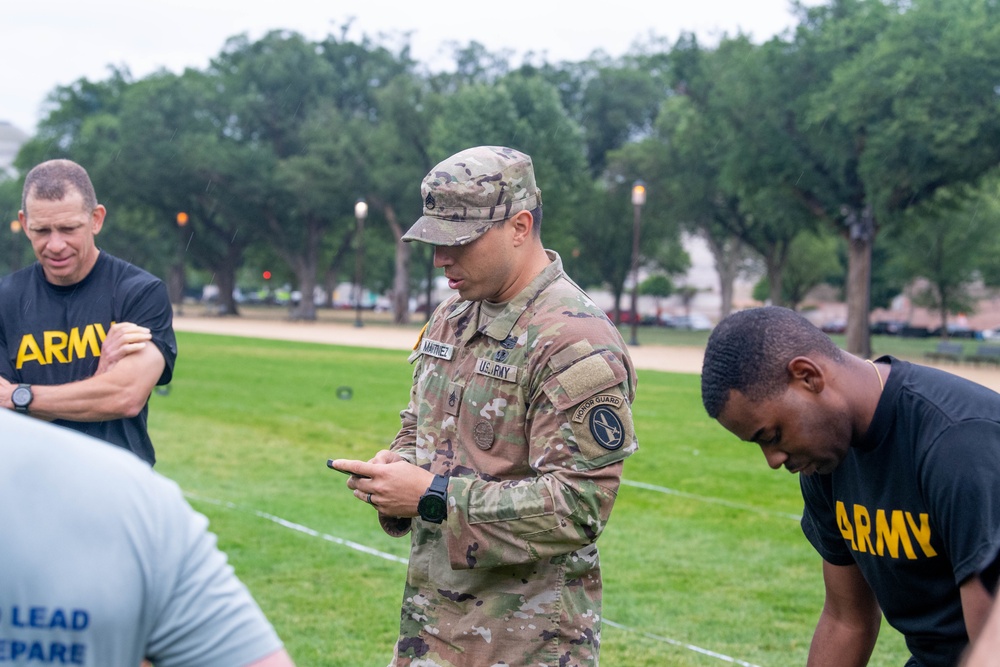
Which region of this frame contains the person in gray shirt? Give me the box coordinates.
[0,410,295,667]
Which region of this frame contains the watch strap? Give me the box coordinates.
[427,473,448,496]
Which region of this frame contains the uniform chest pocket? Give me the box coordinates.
[460,363,527,450]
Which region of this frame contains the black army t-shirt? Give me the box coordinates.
[0,252,177,464]
[801,357,1000,667]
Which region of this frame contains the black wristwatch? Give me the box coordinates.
[11,384,32,414]
[417,474,449,524]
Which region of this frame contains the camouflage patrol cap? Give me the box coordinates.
[402,145,542,246]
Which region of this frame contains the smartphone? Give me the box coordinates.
[327,459,371,478]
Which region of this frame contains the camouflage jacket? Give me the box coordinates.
[382,252,638,667]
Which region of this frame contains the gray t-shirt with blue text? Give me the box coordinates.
[0,411,283,666]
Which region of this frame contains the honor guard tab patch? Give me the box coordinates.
[475,358,519,383]
[572,394,625,423]
[420,338,455,360]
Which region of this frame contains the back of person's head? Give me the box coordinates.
[22,159,98,215]
[701,306,843,418]
[401,145,543,246]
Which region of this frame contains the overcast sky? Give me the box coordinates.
[4,0,817,135]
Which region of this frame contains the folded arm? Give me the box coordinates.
[1,322,165,421]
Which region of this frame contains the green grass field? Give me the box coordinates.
[149,331,911,666]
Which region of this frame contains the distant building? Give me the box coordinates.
[0,121,29,180]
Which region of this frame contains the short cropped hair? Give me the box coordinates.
[21,159,98,215]
[701,306,844,418]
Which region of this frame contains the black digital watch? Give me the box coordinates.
[417,474,449,524]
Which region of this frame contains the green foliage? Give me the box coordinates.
[0,179,31,275]
[640,273,673,298]
[886,178,1000,324]
[752,229,843,309]
[426,71,589,260]
[149,332,913,666]
[8,1,1000,333]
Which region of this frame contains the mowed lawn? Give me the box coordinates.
[149,331,909,667]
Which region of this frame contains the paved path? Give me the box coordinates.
[172,314,1000,391]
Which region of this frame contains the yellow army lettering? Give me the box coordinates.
[16,323,110,370]
[835,501,938,559]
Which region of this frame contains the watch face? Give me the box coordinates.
[418,495,447,522]
[12,386,31,408]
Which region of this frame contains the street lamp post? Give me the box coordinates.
[9,220,22,275]
[629,180,646,346]
[174,212,189,316]
[353,199,368,328]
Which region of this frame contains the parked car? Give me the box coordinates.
[661,313,713,331]
[605,310,657,325]
[982,328,1000,340]
[899,325,932,338]
[820,319,847,334]
[870,320,908,335]
[928,324,980,339]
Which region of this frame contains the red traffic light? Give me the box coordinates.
[262,271,272,280]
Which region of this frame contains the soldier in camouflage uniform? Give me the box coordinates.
[331,145,638,667]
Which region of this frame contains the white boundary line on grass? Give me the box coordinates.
[186,493,409,564]
[620,479,803,521]
[603,620,760,667]
[185,492,762,667]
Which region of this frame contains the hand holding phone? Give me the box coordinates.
[327,459,371,479]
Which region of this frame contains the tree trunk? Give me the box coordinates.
[290,217,321,321]
[322,268,336,309]
[167,262,185,311]
[215,266,240,316]
[938,285,949,340]
[703,232,741,319]
[384,204,411,325]
[321,227,360,309]
[765,252,785,308]
[168,224,190,313]
[844,206,874,358]
[293,270,318,321]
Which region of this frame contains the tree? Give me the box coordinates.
[652,39,813,310]
[775,0,1000,355]
[640,274,673,321]
[366,73,437,324]
[887,181,1000,335]
[427,71,589,262]
[0,178,29,276]
[752,229,843,310]
[194,30,412,319]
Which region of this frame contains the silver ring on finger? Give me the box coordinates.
[366,492,373,505]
